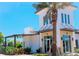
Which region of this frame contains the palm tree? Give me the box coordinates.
[33,2,73,56]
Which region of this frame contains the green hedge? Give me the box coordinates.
[0,46,5,54]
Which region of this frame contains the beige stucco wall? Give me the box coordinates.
[23,34,40,53]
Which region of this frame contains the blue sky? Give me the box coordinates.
[0,2,39,36]
[0,2,79,36]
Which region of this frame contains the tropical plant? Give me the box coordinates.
[0,32,4,45]
[33,2,73,56]
[14,48,24,54]
[24,47,31,54]
[5,46,15,55]
[0,32,4,54]
[36,47,42,53]
[0,45,5,54]
[8,41,13,47]
[16,42,22,48]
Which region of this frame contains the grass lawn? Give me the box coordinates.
[32,53,48,56]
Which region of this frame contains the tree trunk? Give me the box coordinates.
[52,9,57,56]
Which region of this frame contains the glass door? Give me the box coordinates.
[44,36,52,53]
[62,35,71,53]
[63,40,70,53]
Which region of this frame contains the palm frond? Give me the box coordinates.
[33,2,73,24]
[33,2,49,13]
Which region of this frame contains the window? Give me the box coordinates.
[45,19,48,25]
[76,40,78,48]
[65,14,67,24]
[43,16,48,25]
[49,18,52,24]
[61,13,64,23]
[44,19,45,25]
[61,13,70,24]
[68,15,70,24]
[44,19,48,25]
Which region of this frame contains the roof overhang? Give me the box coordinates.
[60,28,74,32]
[36,7,49,15]
[36,4,77,15]
[65,5,77,11]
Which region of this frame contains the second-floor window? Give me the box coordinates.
[61,13,70,25]
[44,19,48,25]
[61,13,64,23]
[68,15,70,24]
[43,16,52,25]
[65,14,67,24]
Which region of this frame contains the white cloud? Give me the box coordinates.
[24,27,35,34]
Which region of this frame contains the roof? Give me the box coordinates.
[5,32,39,38]
[60,28,74,32]
[36,5,77,15]
[5,28,79,38]
[36,8,48,15]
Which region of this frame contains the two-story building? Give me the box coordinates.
[6,5,79,55]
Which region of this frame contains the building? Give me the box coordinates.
[5,5,79,55]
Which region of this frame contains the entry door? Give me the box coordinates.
[62,35,71,53]
[44,39,51,53]
[63,40,71,53]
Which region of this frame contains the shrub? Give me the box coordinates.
[36,48,42,53]
[75,48,79,53]
[8,41,13,47]
[14,48,24,54]
[24,47,31,54]
[0,45,5,54]
[16,42,22,48]
[5,47,15,55]
[16,44,22,48]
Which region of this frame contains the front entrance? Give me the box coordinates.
[44,36,52,53]
[62,35,71,53]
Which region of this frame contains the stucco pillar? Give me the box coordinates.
[71,37,74,53]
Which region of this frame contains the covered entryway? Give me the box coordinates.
[62,35,71,53]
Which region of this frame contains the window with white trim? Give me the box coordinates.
[68,15,70,24]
